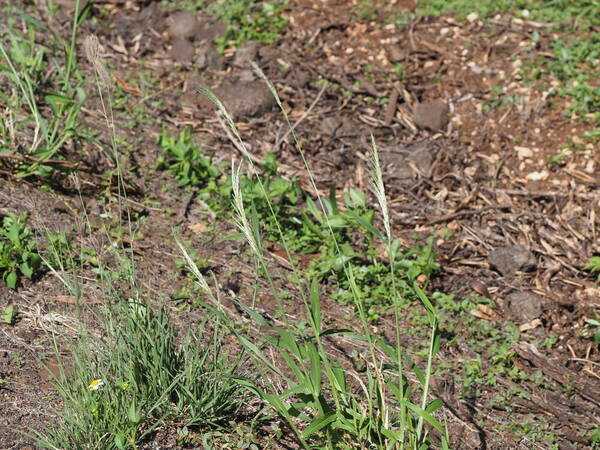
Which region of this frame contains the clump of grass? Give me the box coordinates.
[0,1,93,179]
[35,298,248,449]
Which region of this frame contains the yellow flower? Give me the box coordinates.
[88,379,104,391]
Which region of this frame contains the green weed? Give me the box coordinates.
[219,153,309,251]
[483,86,524,111]
[320,238,439,322]
[2,305,17,325]
[353,0,379,20]
[209,0,289,52]
[157,127,221,190]
[181,81,449,449]
[0,212,42,289]
[161,141,438,322]
[592,427,600,447]
[584,256,600,281]
[584,318,600,344]
[549,32,600,118]
[44,230,80,271]
[547,152,569,165]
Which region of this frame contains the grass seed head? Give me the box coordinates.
[83,34,110,89]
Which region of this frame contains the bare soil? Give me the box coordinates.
[0,0,598,448]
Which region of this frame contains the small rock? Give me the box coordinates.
[515,146,533,159]
[197,45,224,70]
[168,11,200,40]
[466,12,479,22]
[414,99,450,132]
[195,21,228,42]
[505,291,543,323]
[214,81,276,118]
[379,141,434,184]
[320,117,342,136]
[170,38,195,64]
[238,69,256,82]
[233,42,259,68]
[488,245,536,276]
[387,45,405,62]
[288,69,310,88]
[406,144,433,175]
[526,170,549,181]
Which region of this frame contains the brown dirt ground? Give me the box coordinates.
[0,0,599,448]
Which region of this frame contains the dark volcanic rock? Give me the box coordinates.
[195,21,228,42]
[488,245,536,276]
[213,81,276,118]
[168,11,200,40]
[414,99,450,131]
[379,141,435,184]
[287,69,311,88]
[197,45,224,70]
[170,38,194,64]
[233,42,259,68]
[505,291,543,323]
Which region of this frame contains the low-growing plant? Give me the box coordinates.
[584,318,600,344]
[328,239,439,321]
[547,152,569,165]
[592,426,600,447]
[584,256,600,282]
[2,305,17,325]
[44,230,79,271]
[0,212,42,289]
[209,0,289,52]
[549,32,600,117]
[157,126,220,190]
[219,153,308,250]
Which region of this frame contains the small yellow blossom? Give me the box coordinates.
[88,379,104,391]
[116,381,130,391]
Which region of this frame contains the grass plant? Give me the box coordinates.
[0,1,92,179]
[34,293,248,449]
[178,66,448,448]
[32,22,249,449]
